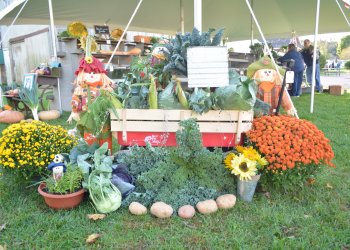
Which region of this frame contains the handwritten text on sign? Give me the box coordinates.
[94,25,110,34]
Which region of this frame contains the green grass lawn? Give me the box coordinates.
[0,94,349,249]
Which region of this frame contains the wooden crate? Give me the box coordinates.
[329,85,344,96]
[111,109,253,147]
[133,35,151,44]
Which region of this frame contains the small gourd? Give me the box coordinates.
[38,110,60,121]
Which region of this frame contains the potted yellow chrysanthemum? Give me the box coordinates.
[224,146,268,202]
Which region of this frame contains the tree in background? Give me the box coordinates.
[337,35,350,60]
[319,54,327,69]
[319,40,337,59]
[339,47,350,60]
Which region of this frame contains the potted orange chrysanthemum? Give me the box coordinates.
[246,115,335,191]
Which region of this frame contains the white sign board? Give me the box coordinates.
[285,71,295,84]
[187,46,229,88]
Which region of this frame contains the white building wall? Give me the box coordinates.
[1,25,50,83]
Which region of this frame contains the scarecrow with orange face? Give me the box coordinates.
[247,56,296,116]
[67,28,114,122]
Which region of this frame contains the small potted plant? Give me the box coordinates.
[224,146,268,202]
[38,154,85,209]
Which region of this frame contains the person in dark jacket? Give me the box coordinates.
[277,43,305,97]
[301,39,321,92]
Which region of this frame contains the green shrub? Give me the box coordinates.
[344,60,350,69]
[319,54,327,69]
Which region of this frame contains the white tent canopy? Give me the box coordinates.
[1,0,350,41]
[1,0,350,114]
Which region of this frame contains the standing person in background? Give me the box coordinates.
[301,39,322,92]
[277,43,305,97]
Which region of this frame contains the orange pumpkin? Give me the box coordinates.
[0,110,25,123]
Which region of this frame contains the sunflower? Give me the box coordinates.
[67,21,88,38]
[84,56,93,64]
[110,28,124,40]
[242,146,260,161]
[230,154,257,181]
[224,153,236,170]
[236,145,245,153]
[256,155,268,167]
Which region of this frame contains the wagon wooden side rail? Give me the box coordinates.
[111,109,254,147]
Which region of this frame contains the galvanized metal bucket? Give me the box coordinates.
[237,174,261,202]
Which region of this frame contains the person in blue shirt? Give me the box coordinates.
[277,43,305,97]
[301,39,322,92]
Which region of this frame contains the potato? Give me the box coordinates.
[196,200,218,214]
[129,202,147,216]
[216,194,236,209]
[178,205,196,219]
[150,202,173,218]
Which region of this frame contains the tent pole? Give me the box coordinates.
[245,0,298,118]
[106,0,143,68]
[335,0,350,28]
[48,0,62,113]
[250,0,254,45]
[194,0,202,32]
[310,0,321,113]
[180,0,185,34]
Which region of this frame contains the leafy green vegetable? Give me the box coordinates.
[77,142,122,213]
[19,79,40,120]
[69,140,100,165]
[253,99,271,117]
[158,81,183,109]
[212,70,257,111]
[163,27,225,76]
[211,28,225,46]
[189,88,212,114]
[118,143,168,177]
[77,90,122,137]
[122,119,235,210]
[116,74,150,109]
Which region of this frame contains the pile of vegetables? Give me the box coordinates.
[119,119,236,210]
[109,27,260,114]
[114,69,258,114]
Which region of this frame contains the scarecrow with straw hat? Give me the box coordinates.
[67,22,115,122]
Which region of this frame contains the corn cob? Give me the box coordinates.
[176,79,189,109]
[148,75,158,109]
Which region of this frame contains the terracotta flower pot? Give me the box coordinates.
[38,182,85,210]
